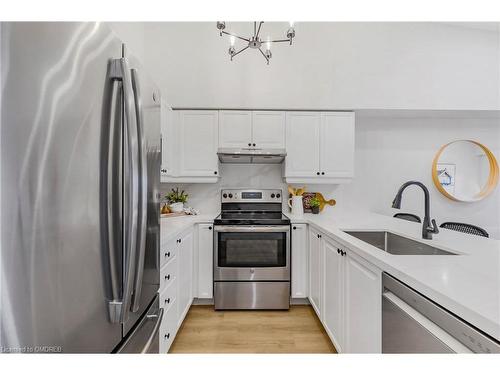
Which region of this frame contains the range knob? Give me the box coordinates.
[271,193,275,198]
[228,193,233,198]
[276,193,281,198]
[223,193,228,198]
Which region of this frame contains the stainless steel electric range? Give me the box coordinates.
[213,189,291,310]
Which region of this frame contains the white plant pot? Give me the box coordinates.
[169,202,184,213]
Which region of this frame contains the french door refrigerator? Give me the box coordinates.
[1,22,162,353]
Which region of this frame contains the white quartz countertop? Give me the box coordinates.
[160,210,500,341]
[288,211,500,341]
[160,214,217,244]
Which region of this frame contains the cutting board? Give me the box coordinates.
[302,192,336,212]
[316,192,336,211]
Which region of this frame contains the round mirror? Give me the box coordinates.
[432,140,499,202]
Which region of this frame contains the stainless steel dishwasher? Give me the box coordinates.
[382,273,500,353]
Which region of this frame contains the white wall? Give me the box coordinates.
[144,22,500,111]
[107,22,146,61]
[343,114,500,238]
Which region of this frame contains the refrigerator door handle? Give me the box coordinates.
[130,68,148,313]
[104,70,122,323]
[109,57,140,324]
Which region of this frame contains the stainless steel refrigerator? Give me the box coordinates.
[1,22,162,353]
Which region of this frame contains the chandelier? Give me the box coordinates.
[216,21,296,65]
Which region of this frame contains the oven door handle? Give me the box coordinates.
[214,225,290,233]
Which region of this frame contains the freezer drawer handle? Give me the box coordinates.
[141,308,164,353]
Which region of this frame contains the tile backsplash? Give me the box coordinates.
[160,164,343,216]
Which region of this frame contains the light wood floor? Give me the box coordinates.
[169,305,337,353]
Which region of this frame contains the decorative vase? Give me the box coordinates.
[287,195,304,217]
[312,206,320,214]
[169,202,184,213]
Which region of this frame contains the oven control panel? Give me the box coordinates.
[221,189,282,203]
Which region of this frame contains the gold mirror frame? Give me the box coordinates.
[432,140,499,202]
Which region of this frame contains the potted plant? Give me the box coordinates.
[310,197,321,214]
[166,188,188,213]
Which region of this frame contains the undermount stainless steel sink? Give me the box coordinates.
[343,231,458,255]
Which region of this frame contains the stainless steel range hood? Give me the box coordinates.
[217,148,287,164]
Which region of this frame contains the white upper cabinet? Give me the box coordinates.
[160,103,173,177]
[285,112,321,177]
[219,110,253,148]
[320,112,355,179]
[251,111,286,149]
[178,110,219,177]
[161,109,219,182]
[285,111,355,184]
[219,110,286,149]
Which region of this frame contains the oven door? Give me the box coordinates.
[214,225,290,281]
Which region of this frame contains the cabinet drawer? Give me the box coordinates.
[160,238,178,267]
[160,255,177,290]
[159,278,177,313]
[159,299,178,353]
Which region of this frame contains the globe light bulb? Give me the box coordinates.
[289,21,294,28]
[230,35,236,46]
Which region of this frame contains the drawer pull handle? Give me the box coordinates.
[164,251,171,258]
[165,274,171,281]
[164,298,170,304]
[165,333,170,339]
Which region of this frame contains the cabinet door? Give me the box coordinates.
[344,250,381,353]
[285,112,321,177]
[323,237,344,352]
[160,104,173,176]
[197,224,214,299]
[252,111,286,149]
[219,110,252,148]
[320,112,355,178]
[291,224,308,298]
[308,227,322,318]
[177,229,194,327]
[178,110,219,177]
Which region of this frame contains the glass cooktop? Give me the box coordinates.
[214,211,291,225]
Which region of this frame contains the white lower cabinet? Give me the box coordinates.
[308,226,323,318]
[344,250,382,353]
[291,224,308,299]
[323,236,344,351]
[158,227,194,353]
[307,225,382,353]
[177,229,194,326]
[159,298,178,353]
[196,223,214,299]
